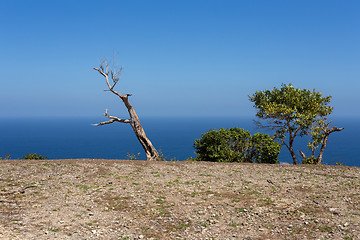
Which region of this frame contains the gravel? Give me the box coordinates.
[1,159,359,239]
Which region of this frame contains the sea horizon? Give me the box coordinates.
[0,116,359,167]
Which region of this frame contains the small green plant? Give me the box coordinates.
[155,196,166,205]
[199,221,208,227]
[176,222,191,229]
[23,153,47,160]
[75,184,91,191]
[119,237,130,240]
[228,221,240,227]
[48,228,59,232]
[156,149,176,161]
[237,208,247,213]
[1,153,12,160]
[318,225,332,232]
[126,152,141,160]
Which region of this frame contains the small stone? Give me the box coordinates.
[343,222,349,227]
[329,208,340,215]
[139,235,144,239]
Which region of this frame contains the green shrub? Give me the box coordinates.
[302,156,317,164]
[251,132,282,164]
[22,153,47,160]
[193,128,281,164]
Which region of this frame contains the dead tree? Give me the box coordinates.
[93,60,160,161]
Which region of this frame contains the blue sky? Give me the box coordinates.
[1,0,359,118]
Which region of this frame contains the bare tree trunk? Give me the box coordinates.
[122,96,159,161]
[93,61,159,161]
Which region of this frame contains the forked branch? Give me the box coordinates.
[93,109,131,126]
[93,60,124,99]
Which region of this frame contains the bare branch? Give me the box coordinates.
[92,109,131,126]
[93,67,112,90]
[299,150,307,159]
[327,127,344,134]
[93,63,125,99]
[92,119,116,126]
[93,117,131,126]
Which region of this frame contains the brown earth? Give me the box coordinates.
[0,159,359,240]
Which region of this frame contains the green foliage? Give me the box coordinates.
[193,127,281,163]
[302,156,317,164]
[251,132,282,164]
[249,83,333,164]
[22,153,47,160]
[249,83,332,125]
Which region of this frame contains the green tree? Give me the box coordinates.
[249,83,343,165]
[193,127,281,163]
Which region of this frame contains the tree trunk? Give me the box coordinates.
[288,136,297,165]
[316,135,328,165]
[122,96,159,161]
[316,126,344,165]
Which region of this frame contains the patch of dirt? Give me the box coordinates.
[0,159,359,239]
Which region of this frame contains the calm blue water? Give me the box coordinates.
[0,117,359,167]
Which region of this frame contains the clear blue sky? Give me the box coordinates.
[1,0,359,118]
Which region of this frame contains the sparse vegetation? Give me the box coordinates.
[0,159,358,239]
[126,152,141,160]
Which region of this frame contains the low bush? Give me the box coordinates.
[193,127,281,164]
[23,153,48,160]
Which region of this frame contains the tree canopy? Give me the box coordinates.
[249,83,338,164]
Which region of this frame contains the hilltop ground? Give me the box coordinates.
[0,159,359,240]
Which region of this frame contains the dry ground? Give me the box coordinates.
[0,159,359,240]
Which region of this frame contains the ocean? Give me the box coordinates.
[0,117,359,167]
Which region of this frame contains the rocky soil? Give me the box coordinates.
[0,159,359,240]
